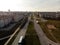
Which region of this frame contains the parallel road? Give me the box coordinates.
[34,15,60,45]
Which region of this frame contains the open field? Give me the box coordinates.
[39,20,60,43]
[25,21,41,45]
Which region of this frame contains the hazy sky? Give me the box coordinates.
[0,0,60,11]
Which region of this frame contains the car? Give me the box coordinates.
[18,36,24,45]
[36,20,39,23]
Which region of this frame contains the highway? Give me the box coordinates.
[12,16,30,45]
[34,15,60,45]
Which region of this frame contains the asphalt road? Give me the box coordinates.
[11,16,31,45]
[34,15,60,45]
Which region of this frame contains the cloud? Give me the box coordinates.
[0,0,59,11]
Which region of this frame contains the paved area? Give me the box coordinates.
[34,15,60,45]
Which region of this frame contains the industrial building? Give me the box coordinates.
[0,12,25,28]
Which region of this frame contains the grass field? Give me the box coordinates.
[25,21,41,45]
[39,20,60,43]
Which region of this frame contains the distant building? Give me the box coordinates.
[40,12,60,20]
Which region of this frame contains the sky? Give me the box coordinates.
[0,0,60,11]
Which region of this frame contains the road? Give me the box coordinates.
[34,15,60,45]
[12,16,30,45]
[39,14,48,22]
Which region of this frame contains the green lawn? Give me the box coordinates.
[25,21,41,45]
[39,20,60,43]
